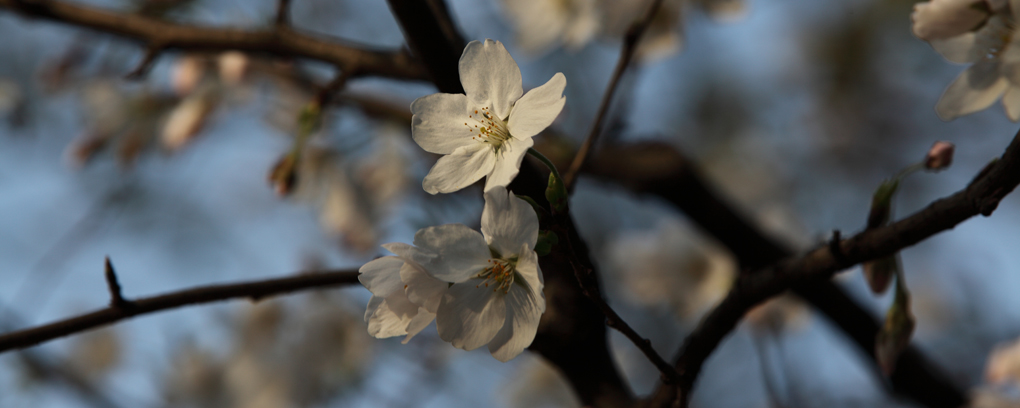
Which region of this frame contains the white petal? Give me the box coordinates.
[1003,86,1020,121]
[422,144,495,194]
[507,73,566,140]
[930,34,979,64]
[413,224,492,282]
[400,261,448,313]
[460,40,523,120]
[911,0,987,41]
[411,93,476,154]
[930,15,1010,64]
[936,62,1008,120]
[487,280,544,362]
[481,187,540,257]
[436,281,507,350]
[358,256,405,297]
[402,308,436,344]
[484,136,533,193]
[365,291,419,339]
[381,242,437,266]
[514,244,546,303]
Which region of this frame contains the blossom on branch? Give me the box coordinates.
[359,243,446,344]
[411,39,566,194]
[414,187,546,362]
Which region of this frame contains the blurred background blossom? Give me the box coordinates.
[2,0,1020,407]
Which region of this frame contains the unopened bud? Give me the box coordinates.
[911,0,989,41]
[269,152,300,197]
[217,51,249,86]
[925,141,955,171]
[171,56,204,96]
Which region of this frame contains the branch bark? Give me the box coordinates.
[0,269,360,353]
[0,0,428,81]
[657,128,1020,405]
[588,142,969,408]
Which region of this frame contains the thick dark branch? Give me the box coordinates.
[0,269,360,353]
[385,0,465,93]
[667,129,1020,405]
[0,0,427,81]
[589,143,968,408]
[563,0,664,190]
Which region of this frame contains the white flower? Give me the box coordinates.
[912,0,991,41]
[359,243,447,343]
[500,0,601,55]
[411,39,566,194]
[413,186,545,362]
[926,2,1020,120]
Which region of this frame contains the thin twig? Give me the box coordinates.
[0,269,360,353]
[666,128,1020,406]
[275,0,292,27]
[314,69,353,107]
[102,257,128,308]
[0,0,426,81]
[562,0,664,191]
[123,43,162,80]
[556,212,680,386]
[585,142,967,408]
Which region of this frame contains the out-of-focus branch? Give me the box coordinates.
[641,128,1020,406]
[0,0,428,81]
[588,143,968,408]
[0,269,360,354]
[563,0,664,190]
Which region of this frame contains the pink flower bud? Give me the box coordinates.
[911,0,988,41]
[925,141,955,171]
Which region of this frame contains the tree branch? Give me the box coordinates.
[563,0,664,190]
[0,0,427,81]
[588,142,968,408]
[0,269,360,353]
[663,128,1020,405]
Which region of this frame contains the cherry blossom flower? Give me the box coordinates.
[411,39,566,194]
[918,0,1020,120]
[359,243,447,344]
[413,186,545,362]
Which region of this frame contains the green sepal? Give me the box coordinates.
[545,172,567,213]
[517,195,546,222]
[875,271,915,375]
[868,179,899,229]
[535,230,559,257]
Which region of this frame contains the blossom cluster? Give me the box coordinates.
[912,0,1020,120]
[358,40,565,362]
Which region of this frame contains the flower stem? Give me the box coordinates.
[528,148,568,213]
[527,148,562,181]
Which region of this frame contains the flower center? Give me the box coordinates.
[464,106,513,155]
[475,255,519,294]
